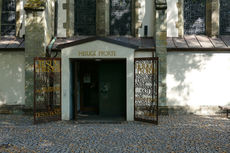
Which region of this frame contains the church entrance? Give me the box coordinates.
[73,59,126,121]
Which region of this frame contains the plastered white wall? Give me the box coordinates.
[167,52,230,113]
[138,0,154,37]
[0,51,25,106]
[167,0,178,37]
[61,40,135,121]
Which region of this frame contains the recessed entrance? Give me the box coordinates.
[72,59,126,121]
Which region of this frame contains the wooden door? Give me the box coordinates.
[98,60,126,117]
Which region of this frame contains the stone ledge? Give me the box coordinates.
[168,106,225,115]
[0,105,25,114]
[158,106,169,115]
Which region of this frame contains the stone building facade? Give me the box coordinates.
[0,0,230,120]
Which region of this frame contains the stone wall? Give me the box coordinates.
[57,0,67,37]
[96,0,109,36]
[24,0,55,108]
[206,0,219,37]
[155,1,167,107]
[167,0,179,37]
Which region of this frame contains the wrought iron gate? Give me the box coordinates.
[110,0,132,35]
[34,58,61,124]
[134,58,158,124]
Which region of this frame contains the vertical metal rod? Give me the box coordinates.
[156,57,159,125]
[60,58,62,120]
[34,57,36,124]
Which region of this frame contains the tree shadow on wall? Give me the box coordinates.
[0,52,25,106]
[167,52,213,106]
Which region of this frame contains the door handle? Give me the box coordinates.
[100,83,109,94]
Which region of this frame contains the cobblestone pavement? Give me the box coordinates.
[0,114,229,153]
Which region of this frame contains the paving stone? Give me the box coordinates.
[0,114,229,152]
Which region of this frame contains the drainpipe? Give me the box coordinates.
[47,37,57,57]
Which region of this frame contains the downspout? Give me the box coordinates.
[47,37,57,57]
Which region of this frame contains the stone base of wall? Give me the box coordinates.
[0,105,25,114]
[167,106,225,115]
[158,106,169,115]
[1,105,225,116]
[0,105,34,115]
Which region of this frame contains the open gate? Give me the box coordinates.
[34,57,61,124]
[134,58,159,124]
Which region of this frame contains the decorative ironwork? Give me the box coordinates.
[134,58,158,124]
[184,0,206,35]
[34,58,61,124]
[75,0,96,35]
[1,0,16,36]
[110,0,132,35]
[220,0,230,35]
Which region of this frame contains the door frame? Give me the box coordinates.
[61,39,135,121]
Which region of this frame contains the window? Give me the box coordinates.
[74,0,96,35]
[1,0,16,36]
[110,0,132,35]
[184,0,206,35]
[220,0,230,35]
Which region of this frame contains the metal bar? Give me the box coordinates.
[34,58,36,124]
[151,58,155,124]
[134,58,136,121]
[60,58,62,120]
[156,57,159,125]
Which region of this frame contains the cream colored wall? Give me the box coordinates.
[167,0,179,37]
[167,52,230,114]
[0,51,25,106]
[138,0,154,37]
[135,51,153,58]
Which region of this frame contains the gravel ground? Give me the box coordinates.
[0,114,229,153]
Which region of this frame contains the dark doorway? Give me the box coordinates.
[73,59,126,121]
[75,0,96,35]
